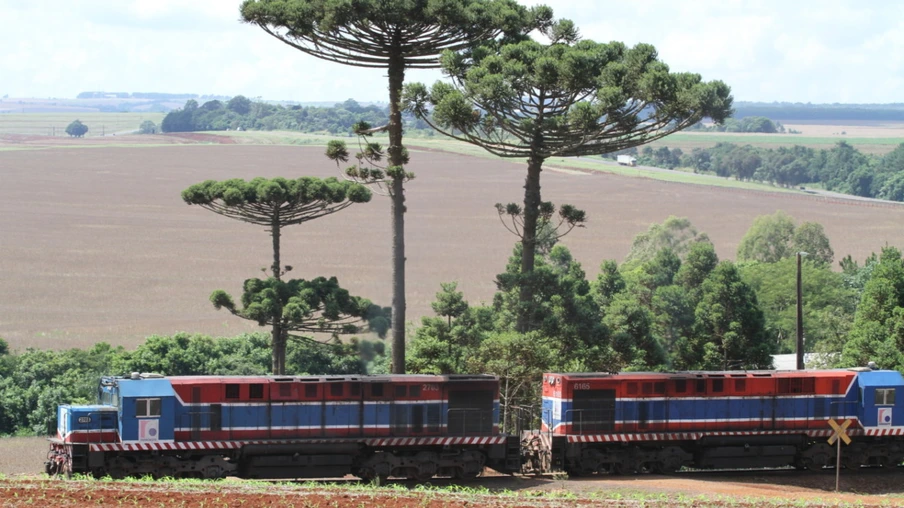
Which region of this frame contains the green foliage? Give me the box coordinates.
[682,262,773,370]
[673,140,904,202]
[431,282,468,326]
[65,119,88,137]
[406,28,731,333]
[693,116,781,133]
[214,276,374,336]
[160,98,393,134]
[0,343,124,435]
[0,332,385,436]
[843,247,904,370]
[183,176,374,374]
[624,216,709,267]
[137,120,157,134]
[737,211,835,265]
[737,211,796,263]
[408,35,733,159]
[792,222,834,265]
[740,257,856,354]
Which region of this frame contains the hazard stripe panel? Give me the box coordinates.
[564,429,867,443]
[88,436,506,452]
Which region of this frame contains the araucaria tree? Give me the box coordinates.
[241,0,549,373]
[182,177,372,374]
[405,22,733,331]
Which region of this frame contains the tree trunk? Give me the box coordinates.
[270,214,285,375]
[388,43,407,374]
[516,156,544,332]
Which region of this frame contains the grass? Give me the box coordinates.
[0,112,166,137]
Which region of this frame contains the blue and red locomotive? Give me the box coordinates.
[539,367,904,475]
[48,366,904,479]
[47,373,518,480]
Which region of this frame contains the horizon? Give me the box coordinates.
[3,1,903,104]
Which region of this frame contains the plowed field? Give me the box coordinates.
[3,470,904,507]
[3,136,904,350]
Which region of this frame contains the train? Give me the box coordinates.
[46,365,904,480]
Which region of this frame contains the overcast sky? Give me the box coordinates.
[3,1,902,104]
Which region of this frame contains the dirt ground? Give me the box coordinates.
[3,135,904,351]
[2,470,904,507]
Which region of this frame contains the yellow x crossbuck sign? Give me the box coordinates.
[828,418,852,445]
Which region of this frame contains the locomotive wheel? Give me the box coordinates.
[609,462,628,475]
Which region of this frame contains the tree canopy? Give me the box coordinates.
[737,211,834,264]
[405,33,732,331]
[242,0,551,373]
[65,120,88,137]
[182,176,372,374]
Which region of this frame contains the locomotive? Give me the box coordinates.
[47,374,519,480]
[47,366,904,479]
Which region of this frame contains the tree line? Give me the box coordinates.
[159,97,429,135]
[405,213,904,430]
[610,141,904,202]
[0,333,386,436]
[4,211,903,435]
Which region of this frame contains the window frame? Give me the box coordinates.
[135,398,162,418]
[876,388,896,406]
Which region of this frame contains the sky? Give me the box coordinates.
[2,1,903,104]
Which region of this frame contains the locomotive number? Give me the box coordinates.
[574,383,592,390]
[78,416,92,424]
[422,384,440,392]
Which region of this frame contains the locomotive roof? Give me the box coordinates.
[856,370,904,386]
[547,370,864,380]
[117,378,176,397]
[128,374,498,384]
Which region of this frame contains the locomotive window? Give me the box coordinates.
[696,380,706,394]
[410,385,422,398]
[225,384,240,399]
[331,384,344,396]
[734,379,746,392]
[249,384,264,399]
[712,379,724,393]
[305,384,318,398]
[627,383,638,395]
[351,384,360,396]
[395,385,407,397]
[135,398,161,418]
[674,380,687,393]
[279,384,292,397]
[654,382,665,395]
[210,404,222,432]
[371,383,384,397]
[832,380,841,394]
[877,388,896,405]
[642,383,652,396]
[427,405,441,432]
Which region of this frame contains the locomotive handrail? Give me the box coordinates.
[565,409,585,435]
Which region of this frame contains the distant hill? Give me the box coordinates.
[733,102,904,122]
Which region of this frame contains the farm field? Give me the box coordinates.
[0,112,165,137]
[646,123,904,155]
[2,465,904,507]
[3,135,904,352]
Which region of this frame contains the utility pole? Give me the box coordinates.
[796,251,808,370]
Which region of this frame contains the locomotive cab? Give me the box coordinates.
[117,376,176,442]
[855,370,904,429]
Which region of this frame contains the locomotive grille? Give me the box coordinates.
[571,389,616,434]
[447,390,494,436]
